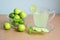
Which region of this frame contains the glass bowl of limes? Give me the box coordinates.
[4,8,26,32]
[8,8,26,28]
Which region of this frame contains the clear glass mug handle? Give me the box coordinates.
[48,10,55,22]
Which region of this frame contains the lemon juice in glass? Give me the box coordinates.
[31,7,55,33]
[33,11,49,28]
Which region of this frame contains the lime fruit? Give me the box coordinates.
[41,28,49,33]
[14,8,21,14]
[14,15,20,19]
[30,5,37,12]
[9,12,15,19]
[13,19,20,23]
[17,24,26,32]
[4,22,11,30]
[19,19,24,24]
[33,27,41,32]
[29,26,33,34]
[11,20,19,26]
[20,12,26,18]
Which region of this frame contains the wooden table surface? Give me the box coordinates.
[0,14,60,40]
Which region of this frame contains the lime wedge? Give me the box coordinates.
[30,5,37,12]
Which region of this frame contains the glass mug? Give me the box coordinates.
[33,9,55,28]
[28,5,56,34]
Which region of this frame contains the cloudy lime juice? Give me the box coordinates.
[33,12,49,28]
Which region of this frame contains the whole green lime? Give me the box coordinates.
[4,22,11,30]
[17,24,26,32]
[11,20,19,26]
[9,12,15,19]
[14,15,20,19]
[13,19,20,23]
[19,19,24,24]
[14,8,21,14]
[19,12,26,18]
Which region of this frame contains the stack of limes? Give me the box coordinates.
[3,8,26,32]
[9,8,26,26]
